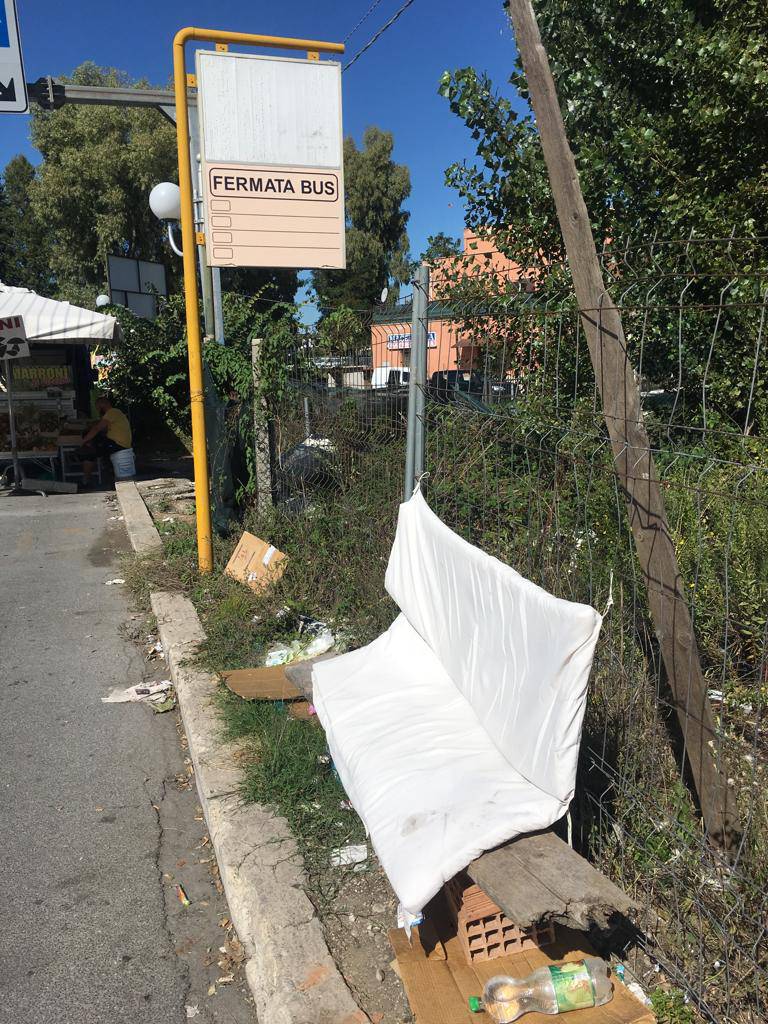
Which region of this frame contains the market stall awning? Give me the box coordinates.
[0,283,123,347]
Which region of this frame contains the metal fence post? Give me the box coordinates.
[5,357,21,489]
[212,267,225,345]
[404,263,429,497]
[251,337,273,514]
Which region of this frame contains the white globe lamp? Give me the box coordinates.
[95,294,110,308]
[149,181,182,222]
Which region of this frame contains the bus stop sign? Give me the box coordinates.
[196,50,345,270]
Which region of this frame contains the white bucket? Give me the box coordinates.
[110,447,136,479]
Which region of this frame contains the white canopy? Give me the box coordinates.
[0,283,122,347]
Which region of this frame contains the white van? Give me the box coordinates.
[371,366,411,389]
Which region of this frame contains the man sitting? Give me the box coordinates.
[79,394,132,486]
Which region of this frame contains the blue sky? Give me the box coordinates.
[2,0,526,260]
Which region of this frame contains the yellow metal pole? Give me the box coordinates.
[172,27,344,573]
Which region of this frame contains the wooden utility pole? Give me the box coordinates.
[506,0,739,850]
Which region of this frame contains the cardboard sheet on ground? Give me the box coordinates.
[221,666,301,701]
[224,532,287,592]
[390,896,655,1024]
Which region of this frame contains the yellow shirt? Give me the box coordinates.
[103,407,132,449]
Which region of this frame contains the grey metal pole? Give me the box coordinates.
[198,250,215,340]
[251,337,273,514]
[412,264,430,482]
[405,264,429,496]
[212,267,225,345]
[189,108,216,342]
[5,358,21,489]
[303,395,311,439]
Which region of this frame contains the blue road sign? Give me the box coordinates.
[0,0,26,113]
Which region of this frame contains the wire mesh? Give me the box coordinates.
[267,236,767,1023]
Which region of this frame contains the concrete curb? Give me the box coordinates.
[115,481,163,555]
[120,486,367,1024]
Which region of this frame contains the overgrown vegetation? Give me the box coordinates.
[312,126,413,310]
[123,433,402,898]
[127,369,766,1021]
[439,0,768,435]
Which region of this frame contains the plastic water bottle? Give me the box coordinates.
[468,957,613,1021]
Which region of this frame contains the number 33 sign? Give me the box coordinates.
[0,314,29,359]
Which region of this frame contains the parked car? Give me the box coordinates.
[487,379,517,401]
[427,370,485,404]
[371,366,410,389]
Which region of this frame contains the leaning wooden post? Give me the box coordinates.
[251,337,273,515]
[506,0,739,850]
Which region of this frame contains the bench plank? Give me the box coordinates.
[468,830,637,930]
[283,653,335,699]
[285,653,636,932]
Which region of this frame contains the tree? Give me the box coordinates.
[27,62,179,306]
[314,306,368,357]
[442,0,768,264]
[221,266,298,309]
[421,232,462,264]
[0,155,52,293]
[313,127,412,311]
[439,0,768,430]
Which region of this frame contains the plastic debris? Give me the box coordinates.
[264,621,336,667]
[330,843,368,869]
[176,883,191,907]
[185,1006,200,1019]
[626,981,652,1007]
[150,693,177,714]
[101,681,173,705]
[397,903,424,938]
[104,578,125,586]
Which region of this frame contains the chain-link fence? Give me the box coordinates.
[264,235,767,1023]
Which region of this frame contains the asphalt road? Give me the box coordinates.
[0,491,255,1024]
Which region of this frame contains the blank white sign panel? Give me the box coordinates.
[197,51,342,169]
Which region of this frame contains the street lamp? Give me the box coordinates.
[149,181,183,257]
[95,294,110,308]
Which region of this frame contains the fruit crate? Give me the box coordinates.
[445,872,556,964]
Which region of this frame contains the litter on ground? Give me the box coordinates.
[101,680,173,705]
[264,627,335,667]
[330,843,368,869]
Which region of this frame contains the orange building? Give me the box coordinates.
[370,229,524,384]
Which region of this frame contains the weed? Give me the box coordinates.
[216,687,365,904]
[651,988,697,1024]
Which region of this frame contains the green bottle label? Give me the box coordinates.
[548,962,597,1012]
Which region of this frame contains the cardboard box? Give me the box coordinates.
[221,666,302,701]
[224,532,287,592]
[390,894,655,1024]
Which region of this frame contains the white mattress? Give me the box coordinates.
[312,489,602,917]
[385,491,602,803]
[313,614,565,915]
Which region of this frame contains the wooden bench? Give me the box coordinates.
[285,655,637,934]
